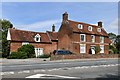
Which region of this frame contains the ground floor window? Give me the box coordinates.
[80,44,86,53]
[35,48,43,57]
[100,45,104,53]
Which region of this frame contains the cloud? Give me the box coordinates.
[108,18,118,29]
[16,19,61,32]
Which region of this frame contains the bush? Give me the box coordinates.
[18,44,35,58]
[7,52,28,59]
[94,46,101,54]
[37,54,50,58]
[109,45,118,54]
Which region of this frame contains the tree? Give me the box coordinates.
[114,35,120,54]
[108,33,116,44]
[0,19,13,57]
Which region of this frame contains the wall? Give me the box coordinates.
[10,41,57,55]
[50,54,118,61]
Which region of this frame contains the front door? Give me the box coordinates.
[35,48,43,57]
[91,46,95,54]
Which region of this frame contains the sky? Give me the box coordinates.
[1,2,119,35]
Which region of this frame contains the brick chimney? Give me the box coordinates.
[63,12,68,21]
[52,24,55,32]
[98,21,102,27]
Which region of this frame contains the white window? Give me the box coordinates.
[22,42,29,45]
[100,45,104,53]
[35,48,43,57]
[88,26,92,31]
[97,28,101,32]
[100,36,104,43]
[91,35,95,42]
[80,34,86,42]
[77,24,83,29]
[34,34,41,42]
[80,44,86,53]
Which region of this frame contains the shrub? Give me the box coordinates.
[37,54,50,58]
[7,52,18,59]
[94,46,101,54]
[7,52,28,59]
[18,44,35,58]
[109,45,118,54]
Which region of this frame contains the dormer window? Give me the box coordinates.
[78,24,83,29]
[88,26,92,31]
[34,34,41,42]
[97,28,101,32]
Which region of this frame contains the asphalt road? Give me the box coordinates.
[1,58,119,79]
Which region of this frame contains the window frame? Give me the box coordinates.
[77,24,83,29]
[97,28,101,32]
[88,26,93,31]
[80,34,86,42]
[34,34,41,42]
[22,42,29,45]
[100,45,104,53]
[80,44,86,53]
[91,35,95,42]
[100,36,104,43]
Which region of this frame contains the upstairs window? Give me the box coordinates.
[97,28,101,32]
[91,35,95,42]
[34,34,41,42]
[80,34,86,42]
[77,24,83,29]
[88,26,92,31]
[100,36,104,43]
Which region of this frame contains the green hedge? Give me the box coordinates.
[7,52,28,59]
[37,54,50,58]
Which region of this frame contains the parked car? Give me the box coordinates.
[53,50,72,55]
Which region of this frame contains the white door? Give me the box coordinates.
[91,47,95,54]
[35,48,43,57]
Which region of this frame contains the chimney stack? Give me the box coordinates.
[63,12,68,21]
[98,21,102,27]
[52,24,55,32]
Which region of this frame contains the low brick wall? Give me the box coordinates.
[50,54,119,61]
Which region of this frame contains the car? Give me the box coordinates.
[53,50,72,55]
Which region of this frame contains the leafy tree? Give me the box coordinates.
[114,35,120,54]
[17,44,35,58]
[0,19,13,57]
[108,33,116,44]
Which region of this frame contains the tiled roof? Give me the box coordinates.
[47,31,58,41]
[9,28,51,43]
[68,20,108,37]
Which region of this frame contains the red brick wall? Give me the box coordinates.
[10,42,22,52]
[58,34,71,50]
[10,41,57,55]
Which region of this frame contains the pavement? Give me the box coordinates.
[0,57,119,65]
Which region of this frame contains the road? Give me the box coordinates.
[0,58,119,79]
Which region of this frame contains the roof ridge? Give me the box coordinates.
[10,28,46,34]
[68,20,99,27]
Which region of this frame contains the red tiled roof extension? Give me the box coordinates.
[9,28,51,43]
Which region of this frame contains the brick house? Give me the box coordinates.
[7,12,111,57]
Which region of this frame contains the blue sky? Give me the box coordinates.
[2,2,118,34]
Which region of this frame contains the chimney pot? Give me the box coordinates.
[63,12,68,21]
[98,21,102,27]
[52,24,55,32]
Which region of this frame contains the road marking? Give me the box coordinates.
[34,69,46,73]
[18,70,30,74]
[26,74,78,79]
[0,72,14,75]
